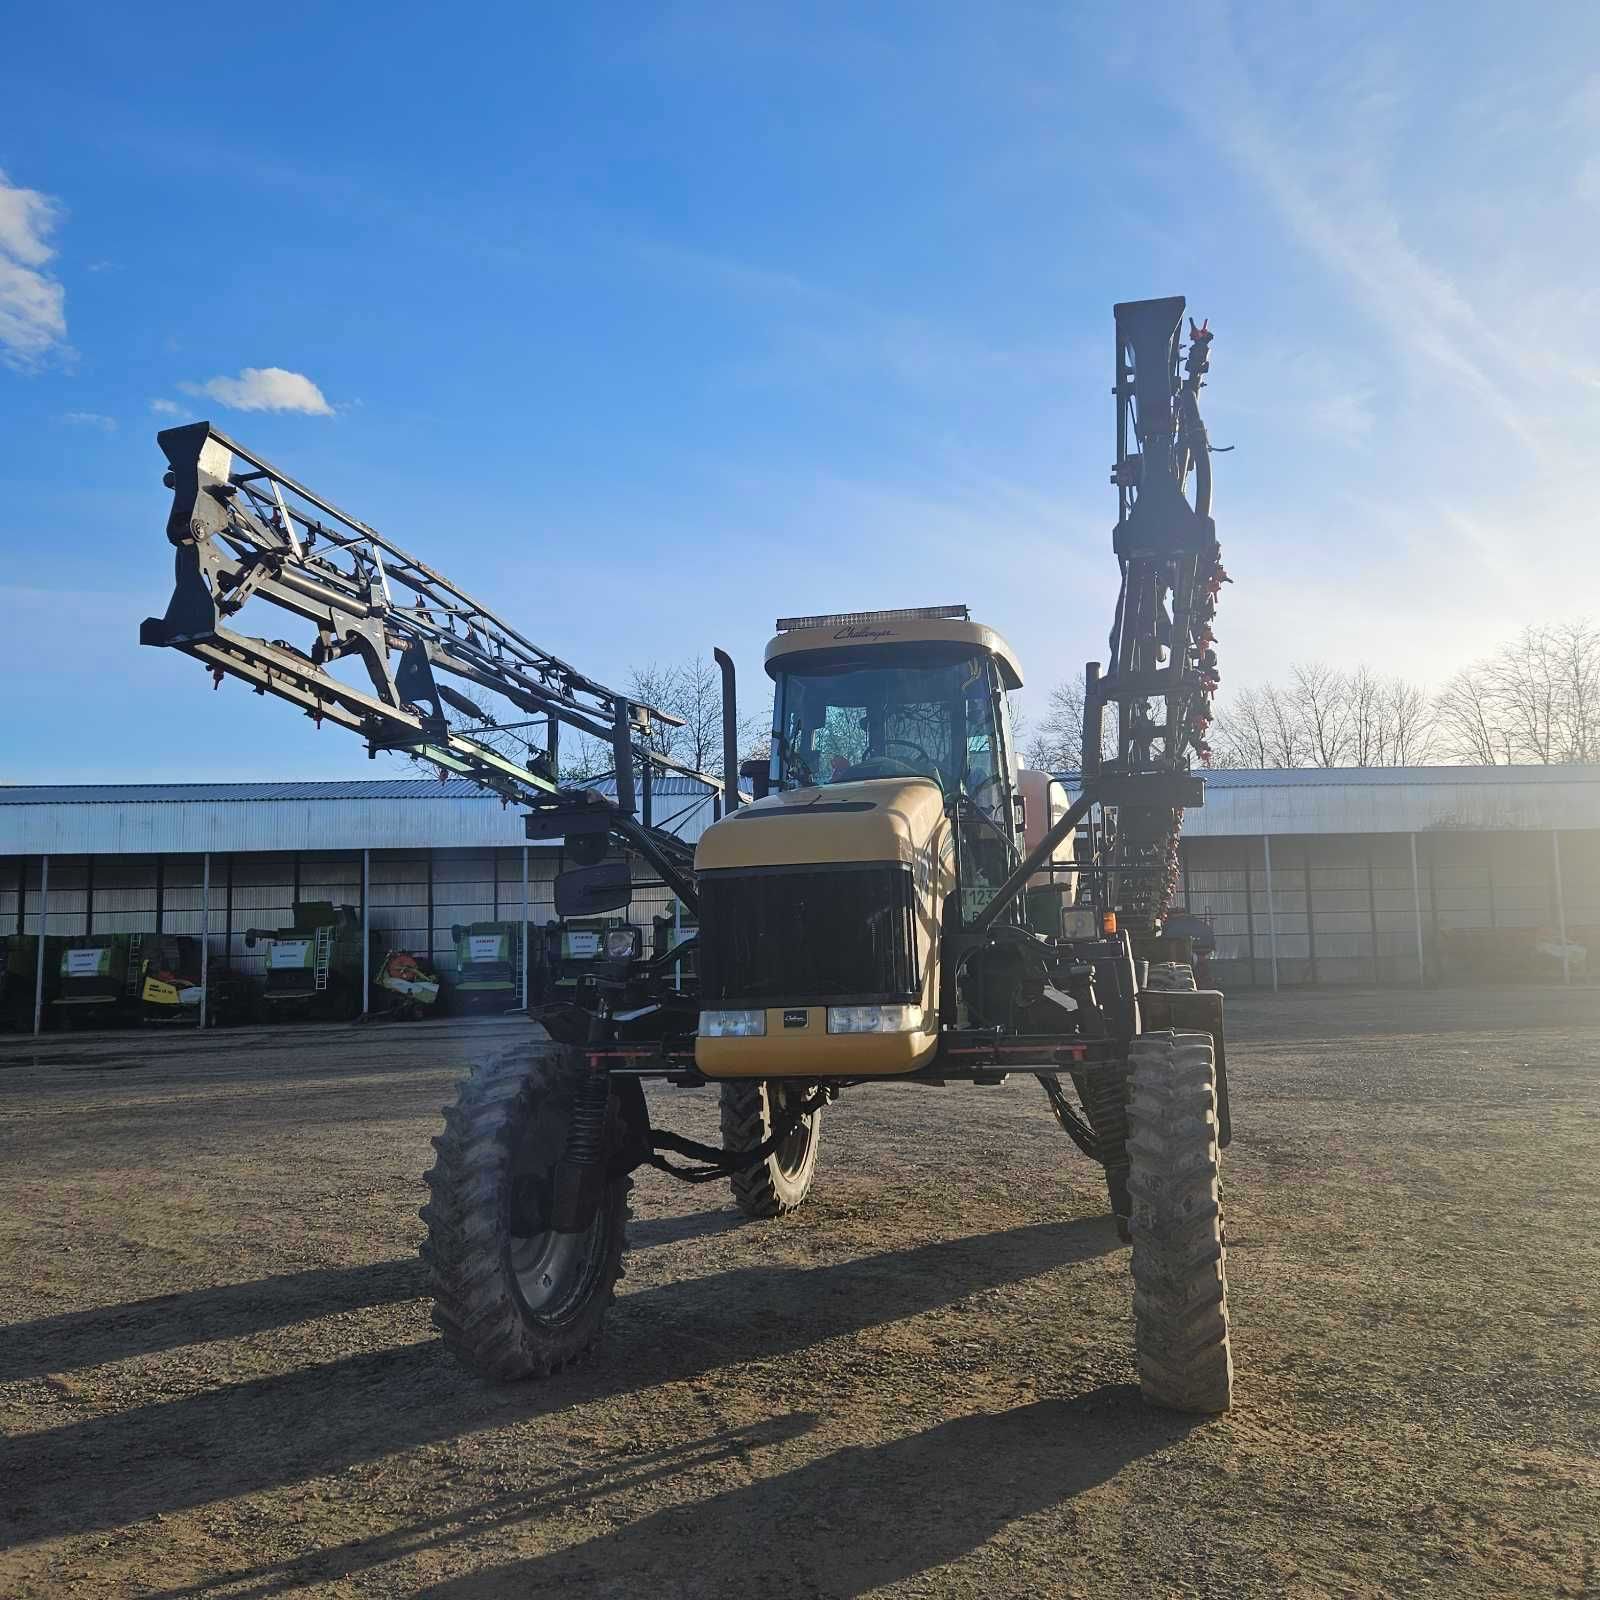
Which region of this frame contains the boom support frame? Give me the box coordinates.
[141,422,727,869]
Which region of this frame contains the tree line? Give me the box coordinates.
[1024,619,1600,771]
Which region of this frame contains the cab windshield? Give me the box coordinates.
[771,645,1008,808]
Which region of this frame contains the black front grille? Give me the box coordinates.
[698,864,919,1006]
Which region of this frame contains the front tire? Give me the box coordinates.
[1127,1030,1234,1413]
[421,1041,630,1380]
[720,1080,822,1218]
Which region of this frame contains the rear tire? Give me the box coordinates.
[420,1041,630,1380]
[1127,1030,1234,1413]
[1145,962,1197,992]
[721,1080,822,1218]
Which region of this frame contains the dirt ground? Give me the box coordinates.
[1,987,1596,1599]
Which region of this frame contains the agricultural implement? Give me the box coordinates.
[449,922,525,1014]
[139,296,1234,1410]
[243,901,376,1020]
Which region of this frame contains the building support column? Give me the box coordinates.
[1552,830,1570,986]
[1242,851,1257,987]
[520,844,530,1013]
[154,853,165,933]
[361,848,371,1017]
[199,853,211,1030]
[84,855,95,937]
[1302,850,1318,986]
[1263,834,1279,993]
[33,854,49,1036]
[1409,833,1426,988]
[1366,847,1381,987]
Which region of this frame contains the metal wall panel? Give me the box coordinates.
[0,797,535,857]
[0,778,724,857]
[1185,828,1598,987]
[1185,767,1600,837]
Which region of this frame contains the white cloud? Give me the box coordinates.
[150,398,181,415]
[0,169,67,368]
[180,366,332,415]
[0,173,61,267]
[60,411,116,431]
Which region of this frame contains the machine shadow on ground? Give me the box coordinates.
[0,1210,742,1386]
[2,1216,1119,1552]
[129,1391,1189,1600]
[419,1388,1193,1600]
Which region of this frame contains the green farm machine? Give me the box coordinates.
[449,922,526,1013]
[244,902,378,1020]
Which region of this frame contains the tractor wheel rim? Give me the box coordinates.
[508,1216,599,1321]
[771,1085,814,1176]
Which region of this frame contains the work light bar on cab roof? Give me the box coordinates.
[773,604,970,632]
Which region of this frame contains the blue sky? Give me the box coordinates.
[2,1,1597,782]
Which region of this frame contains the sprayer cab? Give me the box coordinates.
[761,605,1022,800]
[691,604,1038,1079]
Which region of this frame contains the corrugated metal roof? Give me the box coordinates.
[0,780,495,805]
[1053,765,1600,836]
[1055,764,1600,790]
[0,777,725,805]
[0,777,725,855]
[1199,765,1600,789]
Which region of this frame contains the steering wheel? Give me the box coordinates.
[883,738,936,770]
[832,738,943,787]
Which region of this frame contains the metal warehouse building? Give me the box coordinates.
[0,778,719,1030]
[1173,766,1600,989]
[3,766,1598,1028]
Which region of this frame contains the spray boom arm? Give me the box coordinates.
[141,423,723,848]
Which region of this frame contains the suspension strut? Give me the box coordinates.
[550,1064,612,1234]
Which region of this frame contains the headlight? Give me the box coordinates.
[604,928,639,960]
[827,1004,925,1034]
[699,1008,767,1037]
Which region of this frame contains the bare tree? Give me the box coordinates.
[1431,667,1506,764]
[1345,665,1384,767]
[1259,681,1309,767]
[1432,621,1600,765]
[1556,624,1592,759]
[1381,677,1436,765]
[1552,620,1600,764]
[1288,662,1351,768]
[1210,684,1271,768]
[627,658,724,774]
[1212,665,1435,768]
[1023,678,1115,770]
[1497,627,1560,764]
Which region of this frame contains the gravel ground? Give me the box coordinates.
[1,987,1597,1599]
